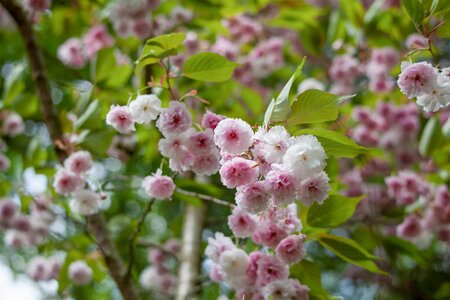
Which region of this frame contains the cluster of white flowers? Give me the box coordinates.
[53,151,101,216]
[397,62,450,112]
[106,94,162,134]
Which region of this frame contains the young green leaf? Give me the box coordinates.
[288,90,341,125]
[290,259,330,300]
[401,0,425,25]
[307,194,363,228]
[419,117,444,156]
[295,128,367,158]
[182,52,237,82]
[317,233,387,274]
[269,58,306,123]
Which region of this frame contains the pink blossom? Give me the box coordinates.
[219,248,251,289]
[0,199,17,227]
[132,18,152,39]
[106,105,135,134]
[236,181,270,214]
[397,61,437,98]
[246,251,264,283]
[2,113,24,136]
[228,207,257,238]
[158,130,194,172]
[252,222,288,248]
[57,38,86,69]
[191,151,220,176]
[275,235,306,265]
[23,0,51,13]
[211,36,239,61]
[214,118,254,155]
[329,54,361,85]
[205,232,235,263]
[68,260,93,285]
[156,101,191,136]
[202,111,225,130]
[297,171,331,206]
[83,25,114,59]
[255,254,289,287]
[187,129,215,154]
[397,215,422,239]
[64,151,93,174]
[142,169,175,200]
[265,168,297,206]
[405,33,428,49]
[219,157,259,189]
[53,169,84,195]
[210,264,224,282]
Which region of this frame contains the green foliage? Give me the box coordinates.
[419,117,444,156]
[307,195,363,228]
[317,233,386,274]
[264,58,306,126]
[291,259,331,300]
[288,90,342,125]
[182,52,237,82]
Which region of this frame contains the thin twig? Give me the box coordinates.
[176,188,236,208]
[126,199,156,278]
[137,239,179,260]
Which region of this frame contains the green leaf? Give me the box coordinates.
[295,128,367,158]
[419,117,444,156]
[268,59,306,124]
[79,128,115,157]
[290,260,330,300]
[436,20,450,38]
[288,90,342,125]
[74,100,101,130]
[182,52,237,82]
[317,233,387,274]
[307,195,363,228]
[136,32,186,74]
[401,0,425,25]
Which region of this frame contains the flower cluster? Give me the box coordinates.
[27,255,60,282]
[53,151,101,216]
[1,195,54,248]
[106,94,162,134]
[386,172,450,246]
[205,229,309,299]
[397,62,450,112]
[214,120,330,211]
[329,47,400,95]
[109,1,192,39]
[58,25,114,68]
[157,103,222,175]
[351,102,420,167]
[139,239,180,298]
[0,111,25,172]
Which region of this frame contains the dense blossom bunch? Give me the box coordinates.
[58,25,115,68]
[108,0,192,39]
[351,102,420,166]
[397,62,450,112]
[0,196,54,248]
[139,239,180,298]
[53,151,101,216]
[214,121,330,211]
[386,172,450,246]
[27,255,60,282]
[205,227,309,299]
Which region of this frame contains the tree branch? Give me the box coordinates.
[0,1,141,299]
[176,188,236,209]
[126,199,155,278]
